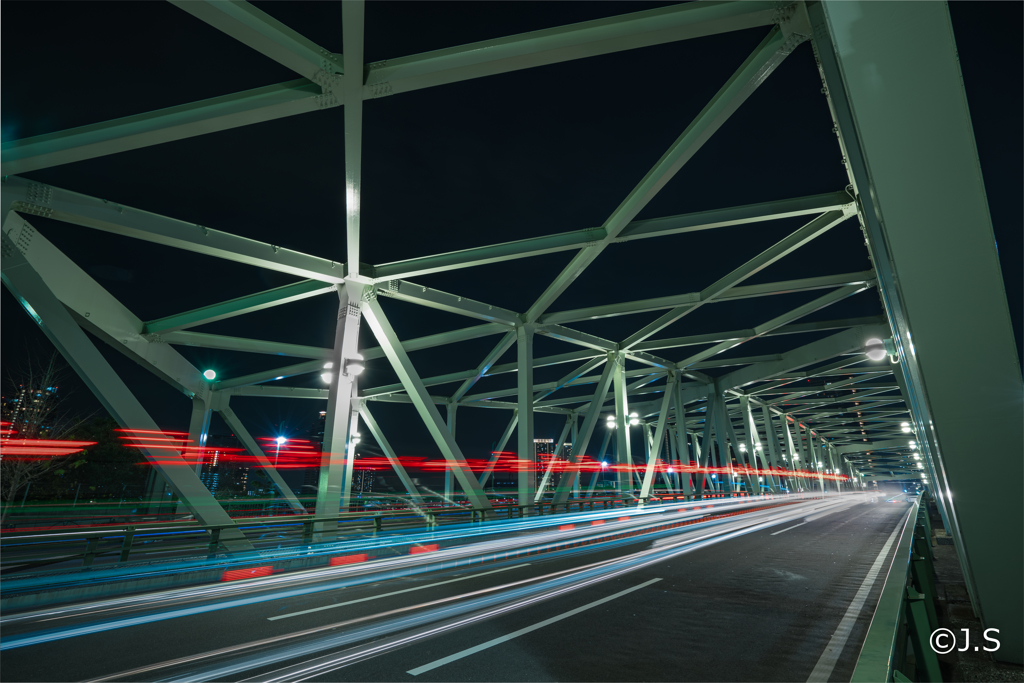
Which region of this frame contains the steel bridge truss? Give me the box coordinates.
[6,0,1019,663]
[0,0,916,533]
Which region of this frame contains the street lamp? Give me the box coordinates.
[345,353,365,377]
[275,436,286,466]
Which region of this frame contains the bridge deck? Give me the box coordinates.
[0,498,910,682]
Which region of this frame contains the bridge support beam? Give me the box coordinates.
[813,1,1023,660]
[315,287,362,537]
[0,228,252,550]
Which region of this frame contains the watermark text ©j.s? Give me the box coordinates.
[930,628,1000,654]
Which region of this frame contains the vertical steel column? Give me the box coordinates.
[611,352,633,495]
[444,402,457,498]
[570,416,580,498]
[516,325,536,508]
[316,287,363,536]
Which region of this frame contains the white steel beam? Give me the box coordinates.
[552,356,616,505]
[675,284,871,369]
[364,1,781,98]
[524,26,804,323]
[143,280,335,334]
[358,403,424,503]
[718,324,889,391]
[450,331,517,402]
[0,228,251,549]
[516,325,537,506]
[622,211,854,349]
[540,272,874,327]
[0,80,331,175]
[2,176,347,282]
[342,1,365,275]
[361,296,492,512]
[372,191,853,281]
[171,0,343,82]
[639,374,675,499]
[158,331,331,360]
[375,279,518,326]
[315,287,363,537]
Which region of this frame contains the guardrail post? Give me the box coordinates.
[905,586,943,682]
[83,537,99,567]
[374,515,383,533]
[207,527,222,558]
[119,527,135,563]
[302,519,315,545]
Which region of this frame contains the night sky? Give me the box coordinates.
[2,2,1021,484]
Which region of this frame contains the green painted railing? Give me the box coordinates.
[852,495,942,682]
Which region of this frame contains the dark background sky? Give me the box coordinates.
[2,2,1020,482]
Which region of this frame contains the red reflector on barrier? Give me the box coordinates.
[410,544,439,555]
[558,524,574,531]
[330,553,369,566]
[619,516,630,521]
[221,566,273,582]
[591,520,605,526]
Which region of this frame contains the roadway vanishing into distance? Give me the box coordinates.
[0,494,912,682]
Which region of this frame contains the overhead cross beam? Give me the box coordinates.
[524,26,806,324]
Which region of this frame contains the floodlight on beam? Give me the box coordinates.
[865,337,898,363]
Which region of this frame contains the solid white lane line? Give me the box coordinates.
[771,521,808,536]
[406,577,662,676]
[805,517,906,683]
[268,565,529,621]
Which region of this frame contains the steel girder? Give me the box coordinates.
[0,228,253,549]
[361,296,492,512]
[812,1,1022,660]
[2,0,963,578]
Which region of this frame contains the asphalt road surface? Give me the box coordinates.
[0,496,910,682]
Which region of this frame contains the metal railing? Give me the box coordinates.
[0,493,695,573]
[852,495,942,682]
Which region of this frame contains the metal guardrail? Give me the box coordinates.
[0,493,694,572]
[852,495,942,682]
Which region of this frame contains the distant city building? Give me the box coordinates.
[535,438,573,491]
[199,434,258,496]
[1,384,59,438]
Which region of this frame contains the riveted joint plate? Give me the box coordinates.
[777,2,811,52]
[367,81,393,99]
[12,201,54,219]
